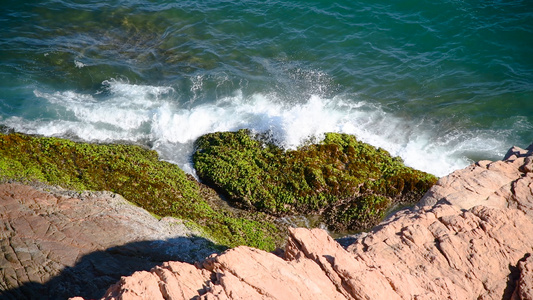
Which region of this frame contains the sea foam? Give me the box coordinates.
[4,80,510,177]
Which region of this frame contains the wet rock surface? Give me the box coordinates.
[0,183,217,300]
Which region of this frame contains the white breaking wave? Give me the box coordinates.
[74,60,86,68]
[3,79,511,177]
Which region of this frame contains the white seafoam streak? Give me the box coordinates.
[3,79,508,177]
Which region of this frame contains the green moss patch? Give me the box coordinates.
[194,130,438,231]
[0,133,282,251]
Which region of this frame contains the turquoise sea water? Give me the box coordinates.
[1,0,532,176]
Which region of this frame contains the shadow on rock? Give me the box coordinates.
[0,236,221,300]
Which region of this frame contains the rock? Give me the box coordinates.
[79,144,533,300]
[82,233,349,300]
[201,246,347,299]
[344,204,533,299]
[0,183,217,300]
[513,255,533,300]
[419,144,533,210]
[193,130,437,232]
[84,201,533,299]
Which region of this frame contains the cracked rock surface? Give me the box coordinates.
[419,143,533,211]
[75,144,533,300]
[0,183,217,300]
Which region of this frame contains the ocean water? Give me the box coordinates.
[1,0,532,177]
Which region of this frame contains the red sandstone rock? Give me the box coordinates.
[80,144,533,300]
[419,144,533,211]
[513,255,533,300]
[0,183,217,300]
[87,201,533,300]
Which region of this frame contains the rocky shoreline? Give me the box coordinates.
[71,142,532,300]
[0,131,436,252]
[1,131,532,299]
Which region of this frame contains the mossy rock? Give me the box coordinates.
[194,130,438,231]
[0,132,283,251]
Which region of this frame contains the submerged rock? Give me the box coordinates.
[81,143,533,299]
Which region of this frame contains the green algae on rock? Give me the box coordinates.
[0,132,282,251]
[194,130,438,231]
